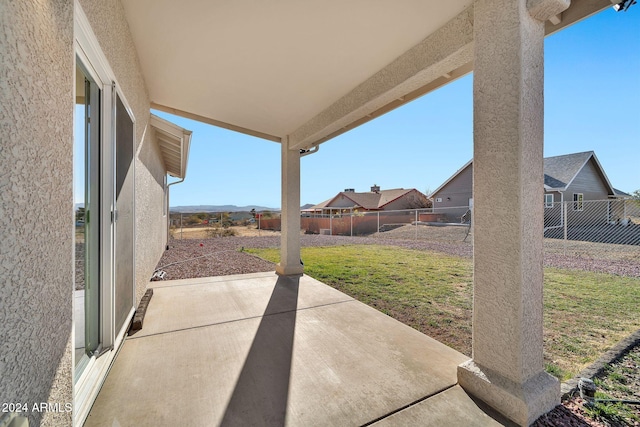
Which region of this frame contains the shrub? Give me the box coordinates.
[207,227,237,238]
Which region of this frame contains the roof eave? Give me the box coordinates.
[429,159,473,198]
[150,114,193,179]
[378,189,416,209]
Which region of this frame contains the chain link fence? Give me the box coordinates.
[301,206,471,241]
[543,199,640,260]
[168,211,279,239]
[167,199,639,260]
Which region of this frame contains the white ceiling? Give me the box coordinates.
[122,0,612,146]
[123,0,471,139]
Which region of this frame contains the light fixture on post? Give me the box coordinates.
[612,0,636,11]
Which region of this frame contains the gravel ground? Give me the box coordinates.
[157,234,478,281]
[154,234,640,426]
[159,232,640,280]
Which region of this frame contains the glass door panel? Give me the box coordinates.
[74,60,101,373]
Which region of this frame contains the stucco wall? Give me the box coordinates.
[78,0,167,305]
[0,1,74,426]
[136,128,169,282]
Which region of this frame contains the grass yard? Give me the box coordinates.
[247,244,640,380]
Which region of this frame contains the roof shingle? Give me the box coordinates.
[543,151,593,190]
[313,188,415,210]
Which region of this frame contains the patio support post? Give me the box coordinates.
[457,0,569,425]
[276,136,304,276]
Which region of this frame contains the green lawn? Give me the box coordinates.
[246,244,640,380]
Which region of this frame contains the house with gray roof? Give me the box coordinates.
[430,151,629,223]
[311,185,431,215]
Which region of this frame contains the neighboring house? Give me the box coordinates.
[310,185,431,215]
[430,151,629,224]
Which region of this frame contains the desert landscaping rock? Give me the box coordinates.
[160,230,639,279]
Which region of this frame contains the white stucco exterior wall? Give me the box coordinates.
[0,1,74,426]
[78,0,168,304]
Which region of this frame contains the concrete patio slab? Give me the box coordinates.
[134,272,353,338]
[371,385,510,427]
[85,273,500,426]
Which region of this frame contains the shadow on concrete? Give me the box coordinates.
[221,275,300,426]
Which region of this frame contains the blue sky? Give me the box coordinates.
[153,7,639,209]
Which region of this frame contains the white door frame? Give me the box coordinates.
[74,2,136,424]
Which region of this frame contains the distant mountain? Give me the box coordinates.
[170,205,279,213]
[300,203,315,210]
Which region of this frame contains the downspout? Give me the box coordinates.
[166,177,185,250]
[164,127,191,249]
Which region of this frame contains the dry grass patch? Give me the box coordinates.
[543,268,640,380]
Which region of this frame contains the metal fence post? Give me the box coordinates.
[350,208,353,237]
[330,209,333,235]
[415,210,418,240]
[563,201,568,256]
[377,211,380,237]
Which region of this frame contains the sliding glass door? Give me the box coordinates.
[73,53,136,395]
[74,7,137,423]
[74,60,101,376]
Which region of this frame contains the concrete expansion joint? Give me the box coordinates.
[127,299,355,341]
[149,272,276,289]
[360,384,458,427]
[527,0,571,22]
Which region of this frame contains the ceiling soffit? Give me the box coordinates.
[124,0,613,148]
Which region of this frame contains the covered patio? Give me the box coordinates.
[86,272,505,426]
[89,0,617,424]
[0,0,630,426]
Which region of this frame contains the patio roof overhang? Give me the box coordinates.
[123,0,613,150]
[150,114,192,179]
